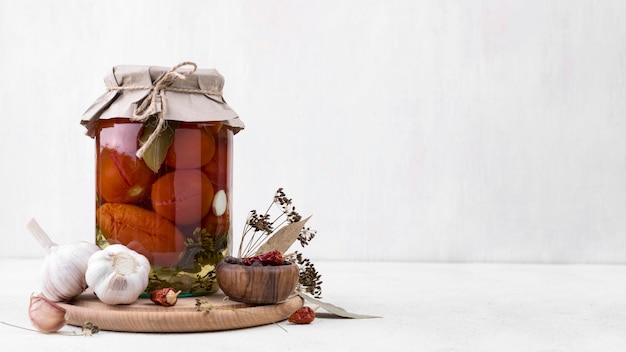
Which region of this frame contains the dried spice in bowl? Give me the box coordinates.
[216,188,322,304]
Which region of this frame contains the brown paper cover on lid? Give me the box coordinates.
[80,62,245,138]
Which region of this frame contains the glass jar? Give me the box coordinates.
[81,63,244,296]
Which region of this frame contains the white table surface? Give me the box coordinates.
[1,259,625,351]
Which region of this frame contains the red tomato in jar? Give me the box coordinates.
[96,119,156,204]
[151,169,214,225]
[164,125,216,169]
[202,207,230,239]
[201,128,231,190]
[96,203,185,267]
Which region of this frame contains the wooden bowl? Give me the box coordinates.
[216,262,299,305]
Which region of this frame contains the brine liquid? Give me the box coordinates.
[95,118,232,296]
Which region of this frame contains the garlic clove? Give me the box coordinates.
[150,287,181,307]
[28,294,68,333]
[212,189,227,217]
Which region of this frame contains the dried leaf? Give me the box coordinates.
[139,118,178,173]
[255,216,311,255]
[296,291,382,319]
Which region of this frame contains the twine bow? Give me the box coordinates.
[107,61,222,159]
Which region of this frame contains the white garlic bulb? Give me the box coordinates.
[85,244,150,305]
[27,218,100,302]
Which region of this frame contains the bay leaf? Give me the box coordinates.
[296,291,382,319]
[139,118,178,173]
[255,216,311,255]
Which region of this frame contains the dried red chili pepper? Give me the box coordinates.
[242,249,284,266]
[150,288,181,307]
[288,306,315,324]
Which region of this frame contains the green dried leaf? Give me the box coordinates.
[255,216,311,255]
[296,291,382,319]
[139,117,178,173]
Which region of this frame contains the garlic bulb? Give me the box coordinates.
[27,218,100,302]
[29,294,68,333]
[85,244,150,305]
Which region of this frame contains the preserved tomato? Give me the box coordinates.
[96,119,155,204]
[151,169,214,225]
[202,126,232,191]
[164,126,215,169]
[96,203,185,267]
[202,207,230,239]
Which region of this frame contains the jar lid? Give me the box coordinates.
[80,62,245,138]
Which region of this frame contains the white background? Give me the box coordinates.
[0,0,624,263]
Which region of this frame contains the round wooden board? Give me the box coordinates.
[57,290,303,333]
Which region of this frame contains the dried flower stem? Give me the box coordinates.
[238,188,304,258]
[1,321,99,336]
[235,188,323,297]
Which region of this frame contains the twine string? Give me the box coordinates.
[106,61,222,159]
